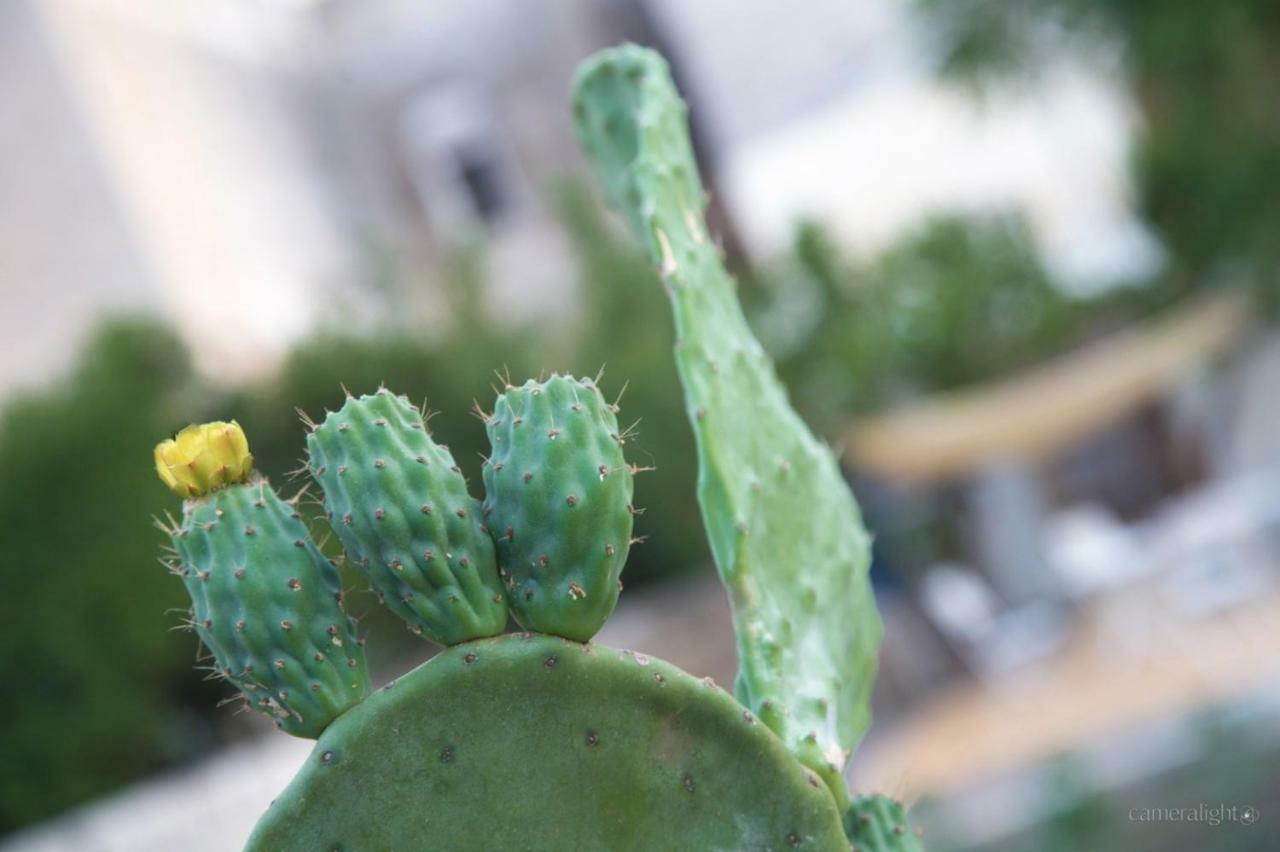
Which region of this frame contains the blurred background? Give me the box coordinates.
[1,1,1277,849]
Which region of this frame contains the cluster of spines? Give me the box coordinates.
[481,373,639,642]
[305,388,508,646]
[162,478,368,737]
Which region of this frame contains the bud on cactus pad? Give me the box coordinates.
[306,389,508,646]
[154,420,253,498]
[157,431,369,737]
[482,374,634,642]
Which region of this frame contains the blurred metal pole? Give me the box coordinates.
[600,0,750,269]
[970,460,1055,606]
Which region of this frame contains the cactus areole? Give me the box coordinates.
[153,45,913,851]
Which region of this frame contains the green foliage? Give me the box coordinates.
[482,375,634,642]
[247,634,848,851]
[756,215,1093,436]
[0,321,224,832]
[169,479,369,737]
[918,0,1280,304]
[572,45,881,806]
[307,390,508,646]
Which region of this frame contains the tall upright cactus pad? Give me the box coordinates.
[248,634,847,851]
[307,389,508,646]
[482,375,634,642]
[157,422,368,737]
[573,45,882,801]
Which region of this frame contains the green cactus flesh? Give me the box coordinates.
[168,479,369,737]
[844,795,924,852]
[247,634,847,851]
[572,45,882,803]
[482,375,634,642]
[307,389,508,646]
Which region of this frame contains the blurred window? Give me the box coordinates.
[453,142,505,226]
[399,85,510,237]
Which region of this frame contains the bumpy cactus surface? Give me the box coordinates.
[157,422,368,737]
[152,44,917,851]
[306,389,508,646]
[573,44,882,804]
[482,374,634,641]
[844,794,925,852]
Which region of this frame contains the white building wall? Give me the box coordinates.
[0,0,155,396]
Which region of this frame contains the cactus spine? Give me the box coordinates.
[572,45,882,805]
[482,374,634,642]
[306,389,508,646]
[157,422,368,737]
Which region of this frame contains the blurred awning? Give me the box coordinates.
[845,289,1253,483]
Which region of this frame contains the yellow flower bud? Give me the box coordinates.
[154,421,254,498]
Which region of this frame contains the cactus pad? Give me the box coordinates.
[247,634,847,851]
[844,795,924,852]
[167,478,368,737]
[482,375,634,642]
[573,45,882,802]
[307,389,508,646]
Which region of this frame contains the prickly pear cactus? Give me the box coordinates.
[306,389,508,646]
[572,44,882,803]
[151,44,919,852]
[482,374,634,641]
[156,422,368,737]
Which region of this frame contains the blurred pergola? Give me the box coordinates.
[845,289,1252,484]
[844,289,1273,812]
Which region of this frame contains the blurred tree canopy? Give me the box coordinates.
[917,0,1280,306]
[0,322,225,832]
[746,214,1161,438]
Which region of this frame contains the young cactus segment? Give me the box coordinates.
[482,375,633,642]
[573,45,881,805]
[843,795,924,852]
[307,389,508,646]
[156,420,369,737]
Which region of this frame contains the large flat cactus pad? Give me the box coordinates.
[248,634,846,851]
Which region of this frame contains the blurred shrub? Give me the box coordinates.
[917,0,1280,307]
[0,321,226,833]
[750,214,1125,438]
